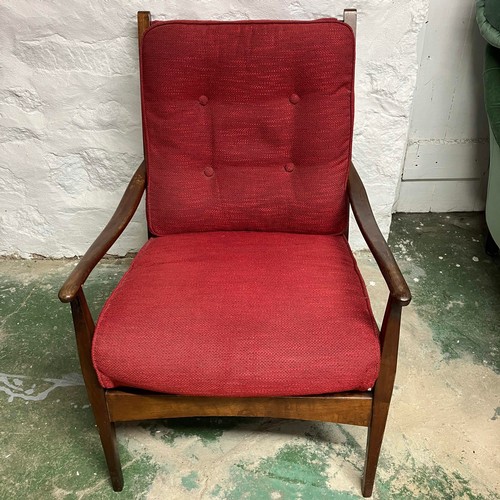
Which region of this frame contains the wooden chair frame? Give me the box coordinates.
[58,10,411,497]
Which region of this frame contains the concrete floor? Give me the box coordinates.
[0,213,499,499]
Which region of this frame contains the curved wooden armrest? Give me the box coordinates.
[347,162,411,306]
[58,161,147,303]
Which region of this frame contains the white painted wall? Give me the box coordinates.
[0,0,428,257]
[396,0,489,212]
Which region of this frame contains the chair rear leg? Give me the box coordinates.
[362,399,389,497]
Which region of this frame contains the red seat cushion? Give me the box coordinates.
[92,232,380,397]
[140,20,355,235]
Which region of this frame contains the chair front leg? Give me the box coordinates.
[70,288,123,491]
[362,296,403,497]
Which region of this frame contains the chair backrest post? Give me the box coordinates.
[343,9,357,38]
[137,11,152,238]
[137,11,151,49]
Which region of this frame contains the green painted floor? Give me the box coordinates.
[0,213,498,499]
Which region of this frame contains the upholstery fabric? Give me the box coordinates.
[483,44,500,246]
[485,0,500,33]
[484,44,500,145]
[140,20,355,235]
[92,232,380,397]
[477,0,500,49]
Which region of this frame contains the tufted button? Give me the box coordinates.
[199,95,209,105]
[204,166,214,177]
[284,162,295,172]
[289,93,300,104]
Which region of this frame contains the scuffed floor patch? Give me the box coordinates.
[389,213,500,372]
[0,213,499,498]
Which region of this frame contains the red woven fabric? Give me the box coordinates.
[141,20,355,235]
[92,232,380,396]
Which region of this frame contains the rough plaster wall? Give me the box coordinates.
[0,0,428,257]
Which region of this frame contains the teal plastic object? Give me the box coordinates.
[484,44,500,247]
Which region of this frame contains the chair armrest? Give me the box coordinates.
[347,162,411,306]
[58,161,147,303]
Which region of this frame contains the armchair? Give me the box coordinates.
[59,10,410,497]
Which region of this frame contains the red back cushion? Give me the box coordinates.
[140,20,355,235]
